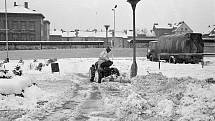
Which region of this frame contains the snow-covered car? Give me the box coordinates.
[89,61,120,83]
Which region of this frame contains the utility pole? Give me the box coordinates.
[5,0,9,62]
[112,5,117,48]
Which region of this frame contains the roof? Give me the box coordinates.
[154,24,174,29]
[50,29,156,38]
[0,41,104,43]
[127,38,158,42]
[203,38,215,41]
[50,30,62,36]
[173,21,193,32]
[50,30,128,38]
[209,28,215,37]
[0,5,44,18]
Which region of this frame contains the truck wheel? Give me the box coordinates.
[169,56,176,64]
[184,60,189,64]
[94,70,102,83]
[177,59,183,64]
[149,55,153,61]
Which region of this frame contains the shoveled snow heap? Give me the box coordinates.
[0,76,32,95]
[99,73,215,121]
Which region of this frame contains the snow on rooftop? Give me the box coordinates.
[0,5,43,16]
[50,30,129,38]
[95,31,112,38]
[209,28,215,36]
[50,30,63,36]
[61,31,75,37]
[154,24,174,29]
[115,31,128,38]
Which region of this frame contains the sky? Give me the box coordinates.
[0,0,215,33]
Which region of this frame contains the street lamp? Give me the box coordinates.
[5,0,9,62]
[104,25,110,47]
[112,5,117,48]
[127,0,141,78]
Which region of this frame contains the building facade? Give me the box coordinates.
[0,2,49,42]
[152,21,193,38]
[173,21,193,34]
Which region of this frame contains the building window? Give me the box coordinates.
[2,20,6,29]
[0,21,3,29]
[21,34,27,41]
[29,21,35,31]
[12,21,19,30]
[8,21,12,30]
[21,21,26,30]
[185,28,188,31]
[29,34,35,41]
[0,34,5,41]
[12,34,18,41]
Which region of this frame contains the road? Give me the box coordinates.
[0,48,147,60]
[0,46,214,60]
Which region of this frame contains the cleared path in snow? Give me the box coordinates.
[35,73,117,121]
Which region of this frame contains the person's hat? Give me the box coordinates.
[106,46,111,52]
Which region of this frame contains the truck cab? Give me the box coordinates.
[147,41,159,61]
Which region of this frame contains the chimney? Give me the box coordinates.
[24,2,28,9]
[14,2,17,6]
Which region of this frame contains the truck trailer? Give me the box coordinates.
[147,33,204,63]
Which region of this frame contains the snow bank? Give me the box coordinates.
[0,76,32,94]
[0,57,215,120]
[99,73,215,120]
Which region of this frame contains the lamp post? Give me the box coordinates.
[104,25,110,47]
[4,0,9,62]
[112,5,117,48]
[127,0,141,78]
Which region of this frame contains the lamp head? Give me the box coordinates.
[127,0,141,5]
[104,25,110,30]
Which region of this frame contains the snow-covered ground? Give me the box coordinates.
[0,57,215,121]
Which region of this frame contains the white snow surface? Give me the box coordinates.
[0,57,215,120]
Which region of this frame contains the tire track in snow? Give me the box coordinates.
[71,73,117,121]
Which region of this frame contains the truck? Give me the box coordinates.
[147,33,204,64]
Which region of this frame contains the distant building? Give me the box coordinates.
[173,21,193,34]
[152,21,193,37]
[49,29,132,48]
[204,27,215,38]
[209,28,215,37]
[152,23,175,37]
[0,2,50,41]
[43,20,50,41]
[49,29,62,41]
[202,26,215,48]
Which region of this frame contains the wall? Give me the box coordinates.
[0,13,44,41]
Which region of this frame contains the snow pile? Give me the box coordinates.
[99,73,215,120]
[176,82,215,120]
[156,99,174,117]
[0,85,55,110]
[116,92,153,121]
[0,76,32,95]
